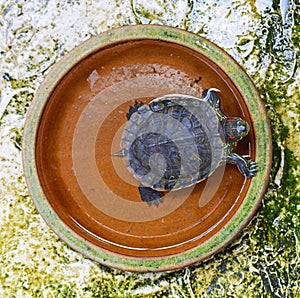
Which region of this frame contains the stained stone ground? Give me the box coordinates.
[0,0,299,297]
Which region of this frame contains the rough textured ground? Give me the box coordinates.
[0,0,299,297]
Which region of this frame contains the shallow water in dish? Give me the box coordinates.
[0,0,299,296]
[34,38,253,257]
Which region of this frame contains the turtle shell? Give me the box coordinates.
[122,94,226,191]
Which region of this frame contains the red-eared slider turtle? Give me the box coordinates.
[113,89,257,205]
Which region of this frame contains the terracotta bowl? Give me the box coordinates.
[23,25,272,272]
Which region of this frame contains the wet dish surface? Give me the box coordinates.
[24,26,271,271]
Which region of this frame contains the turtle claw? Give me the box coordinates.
[247,160,257,177]
[228,153,257,178]
[138,186,164,206]
[237,159,257,178]
[126,102,144,120]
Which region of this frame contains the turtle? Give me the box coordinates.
[113,88,257,205]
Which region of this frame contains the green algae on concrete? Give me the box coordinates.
[0,0,299,297]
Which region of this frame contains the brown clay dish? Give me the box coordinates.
[23,25,272,272]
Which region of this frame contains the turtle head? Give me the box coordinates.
[223,117,249,143]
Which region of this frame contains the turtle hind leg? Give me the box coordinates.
[228,153,257,177]
[138,185,164,206]
[126,101,144,120]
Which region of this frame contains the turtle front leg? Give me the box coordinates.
[227,153,257,177]
[202,88,221,107]
[138,185,164,206]
[202,88,227,120]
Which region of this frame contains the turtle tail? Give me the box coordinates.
[111,149,125,157]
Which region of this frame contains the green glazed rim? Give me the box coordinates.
[23,25,272,272]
